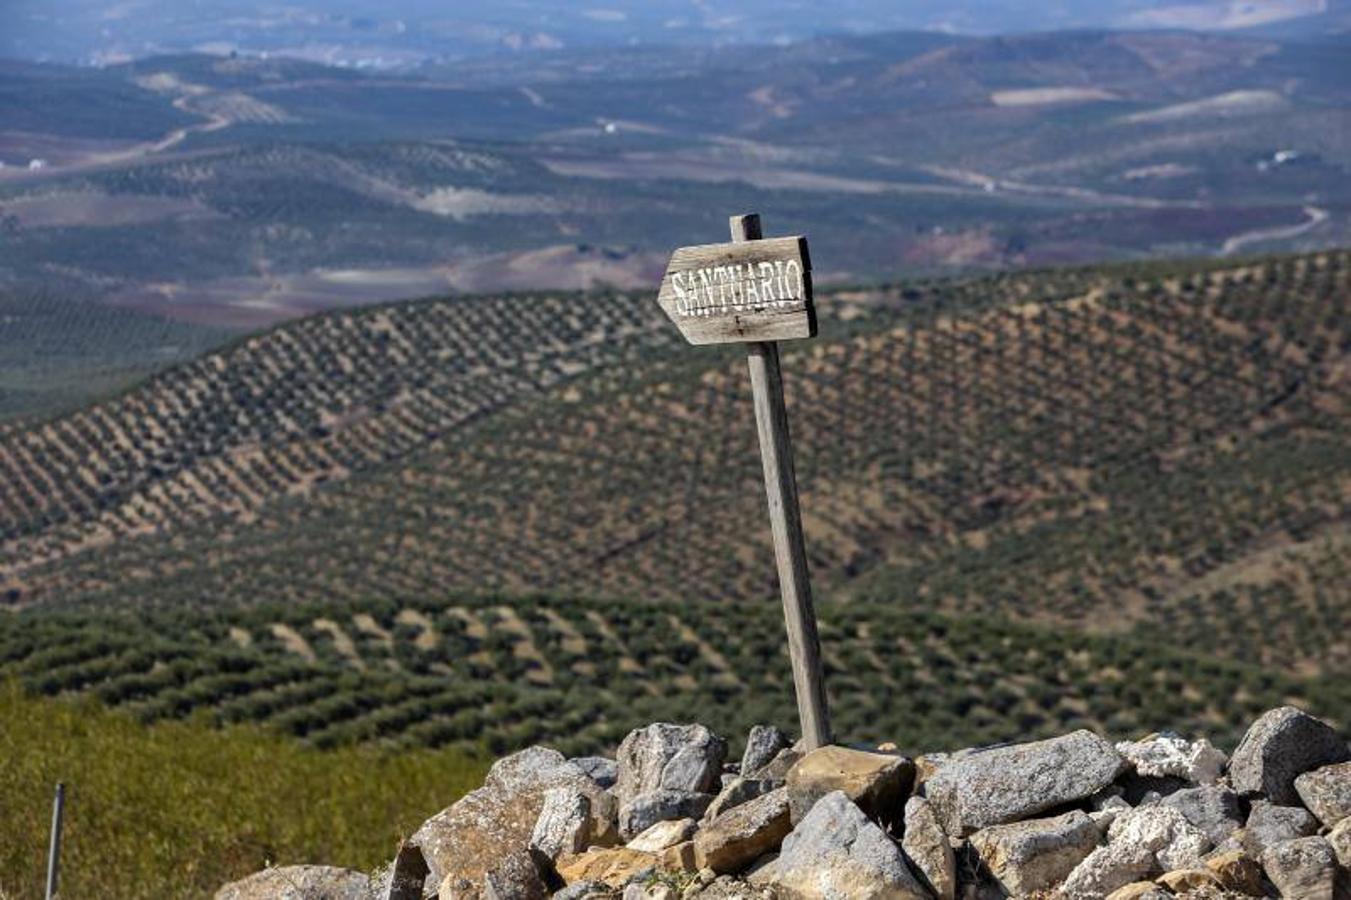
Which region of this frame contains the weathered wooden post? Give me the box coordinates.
[46,782,65,900]
[656,213,832,749]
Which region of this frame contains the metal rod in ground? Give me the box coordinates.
[46,782,64,900]
[731,213,833,750]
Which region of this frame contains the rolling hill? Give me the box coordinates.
[0,248,1345,757]
[1,26,1348,334]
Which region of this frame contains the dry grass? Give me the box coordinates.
[0,681,486,898]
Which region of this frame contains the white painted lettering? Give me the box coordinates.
[698,269,717,315]
[785,260,805,301]
[672,257,807,317]
[759,262,777,306]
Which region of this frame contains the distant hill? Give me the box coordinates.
[1,249,1345,755]
[0,59,199,140]
[3,1,1337,67]
[1,26,1348,327]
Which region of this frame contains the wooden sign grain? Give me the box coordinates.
[656,236,815,345]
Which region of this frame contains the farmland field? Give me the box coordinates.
[0,248,1345,764]
[0,291,231,421]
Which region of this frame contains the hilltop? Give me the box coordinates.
[0,249,1346,759]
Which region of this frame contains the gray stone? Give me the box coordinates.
[1229,706,1349,805]
[1089,792,1131,836]
[484,849,548,900]
[1090,808,1121,835]
[412,746,617,891]
[924,730,1126,837]
[914,751,972,793]
[617,723,727,803]
[1065,847,1156,899]
[1159,786,1243,846]
[1061,806,1209,900]
[784,745,914,827]
[1242,800,1319,857]
[1294,761,1351,828]
[620,790,714,840]
[626,817,698,853]
[532,786,597,862]
[1260,836,1338,900]
[902,796,956,900]
[617,724,726,839]
[703,778,776,822]
[1114,734,1226,785]
[1137,813,1211,872]
[573,757,619,790]
[215,866,372,900]
[969,810,1100,897]
[758,791,929,899]
[693,788,792,875]
[741,725,791,777]
[749,745,804,782]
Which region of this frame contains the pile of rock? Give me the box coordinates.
[217,707,1351,899]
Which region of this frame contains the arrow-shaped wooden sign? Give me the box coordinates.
[655,214,832,751]
[656,235,816,345]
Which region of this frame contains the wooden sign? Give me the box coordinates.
[655,214,833,751]
[656,236,815,345]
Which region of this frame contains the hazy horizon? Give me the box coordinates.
[2,0,1336,68]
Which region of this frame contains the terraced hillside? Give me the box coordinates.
[0,274,995,588]
[0,249,1346,753]
[0,288,683,564]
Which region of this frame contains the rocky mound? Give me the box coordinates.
[217,707,1351,899]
